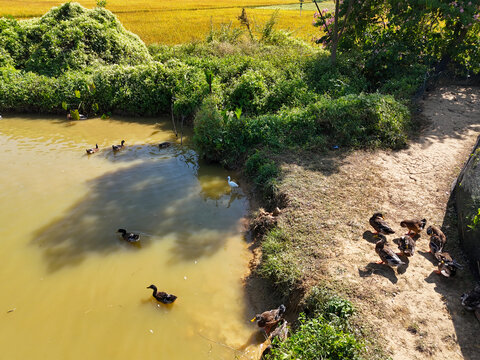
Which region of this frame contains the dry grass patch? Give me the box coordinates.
[267,86,480,359]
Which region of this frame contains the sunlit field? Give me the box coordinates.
[117,8,318,44]
[1,0,334,44]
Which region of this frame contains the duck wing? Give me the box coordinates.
[379,245,404,266]
[370,216,395,234]
[429,236,445,253]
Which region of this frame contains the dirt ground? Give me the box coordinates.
[272,86,480,359]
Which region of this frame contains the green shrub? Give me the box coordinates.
[266,313,361,360]
[245,150,280,202]
[193,96,226,163]
[304,53,368,98]
[226,69,267,115]
[0,3,151,76]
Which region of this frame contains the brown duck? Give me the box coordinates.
[400,218,426,236]
[427,225,446,253]
[375,235,405,267]
[369,213,395,236]
[147,285,177,304]
[397,235,415,257]
[251,304,286,335]
[112,140,125,151]
[86,144,99,154]
[434,252,462,277]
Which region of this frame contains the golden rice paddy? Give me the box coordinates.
[1,0,334,44]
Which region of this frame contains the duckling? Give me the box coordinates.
[112,140,125,151]
[369,212,395,236]
[397,235,415,257]
[461,284,480,311]
[375,235,405,267]
[147,284,177,304]
[86,144,99,154]
[400,218,426,236]
[434,252,462,277]
[117,228,140,242]
[251,304,286,335]
[159,141,171,148]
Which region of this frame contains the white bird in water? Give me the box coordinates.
[227,176,239,189]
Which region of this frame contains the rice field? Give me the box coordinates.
[1,0,334,44]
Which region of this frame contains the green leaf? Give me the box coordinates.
[61,101,68,111]
[75,90,81,98]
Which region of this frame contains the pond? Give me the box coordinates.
[0,115,261,359]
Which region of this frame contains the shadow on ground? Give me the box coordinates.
[423,195,480,359]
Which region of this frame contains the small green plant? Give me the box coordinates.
[467,208,480,231]
[96,0,107,8]
[61,83,98,120]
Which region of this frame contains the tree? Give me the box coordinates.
[313,0,480,74]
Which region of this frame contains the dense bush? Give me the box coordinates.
[0,3,151,76]
[0,62,207,117]
[193,92,410,167]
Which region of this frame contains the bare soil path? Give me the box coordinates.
[275,86,480,359]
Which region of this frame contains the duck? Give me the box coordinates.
[112,140,125,151]
[375,235,405,267]
[117,228,140,242]
[400,218,426,236]
[147,284,177,304]
[397,235,415,257]
[429,235,446,254]
[461,284,480,311]
[67,113,88,120]
[369,212,395,236]
[434,252,462,277]
[251,304,286,335]
[86,144,99,154]
[227,176,239,189]
[427,225,446,253]
[159,141,171,148]
[260,320,288,358]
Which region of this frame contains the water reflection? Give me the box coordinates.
[33,144,247,272]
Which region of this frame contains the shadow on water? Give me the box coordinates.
[32,146,247,272]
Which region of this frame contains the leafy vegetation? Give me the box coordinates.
[314,0,480,93]
[468,208,480,231]
[0,3,151,76]
[265,313,361,360]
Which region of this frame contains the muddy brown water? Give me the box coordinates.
[0,115,262,359]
